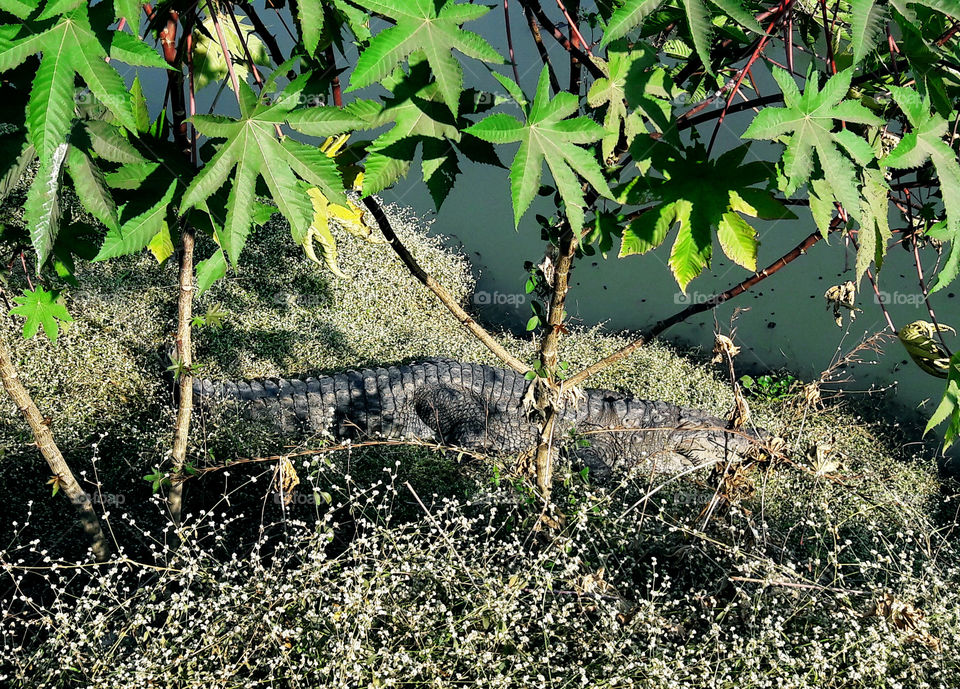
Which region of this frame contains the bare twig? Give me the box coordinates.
[0,327,111,561]
[516,0,603,79]
[504,0,521,84]
[361,197,529,374]
[566,222,837,388]
[522,2,560,93]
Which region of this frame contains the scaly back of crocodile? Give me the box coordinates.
[193,358,764,478]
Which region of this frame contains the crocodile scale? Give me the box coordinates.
[193,358,764,479]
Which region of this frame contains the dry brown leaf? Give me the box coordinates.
[865,592,942,651]
[274,457,300,507]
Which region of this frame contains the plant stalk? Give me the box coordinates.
[0,327,111,560]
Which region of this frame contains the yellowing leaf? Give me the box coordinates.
[305,187,347,278]
[147,221,174,265]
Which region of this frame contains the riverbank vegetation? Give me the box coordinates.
[1,0,960,685]
[3,206,959,687]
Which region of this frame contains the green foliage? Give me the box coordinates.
[466,66,613,233]
[883,86,960,291]
[743,66,889,283]
[181,76,354,265]
[346,0,503,116]
[603,0,761,70]
[9,286,72,343]
[924,352,960,452]
[739,372,798,401]
[619,141,792,290]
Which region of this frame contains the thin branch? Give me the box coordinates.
[911,229,951,355]
[361,197,529,374]
[504,0,521,84]
[555,0,590,57]
[819,0,837,74]
[325,45,344,107]
[516,0,603,80]
[207,1,241,95]
[565,0,582,94]
[0,326,111,561]
[237,1,285,66]
[566,222,837,388]
[845,230,897,333]
[707,2,787,154]
[936,20,960,47]
[522,2,561,93]
[227,4,264,87]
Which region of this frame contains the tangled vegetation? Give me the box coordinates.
[2,205,958,687]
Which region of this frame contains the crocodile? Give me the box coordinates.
[193,358,767,480]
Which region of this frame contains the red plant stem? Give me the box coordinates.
[819,0,837,74]
[227,5,264,87]
[504,0,521,84]
[566,222,835,387]
[325,45,343,107]
[555,0,590,57]
[566,0,581,94]
[707,1,789,154]
[19,251,33,291]
[207,1,240,95]
[936,21,960,47]
[144,3,190,158]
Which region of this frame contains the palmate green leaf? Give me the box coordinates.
[181,80,349,266]
[353,63,498,206]
[9,286,72,343]
[743,67,883,223]
[924,351,960,453]
[66,145,118,231]
[885,86,960,291]
[619,141,792,291]
[588,40,663,160]
[24,142,68,269]
[602,0,761,71]
[465,65,612,232]
[94,179,176,261]
[849,0,888,64]
[347,0,503,116]
[297,0,324,56]
[0,6,139,265]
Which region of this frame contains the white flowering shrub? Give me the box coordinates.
[2,442,959,688]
